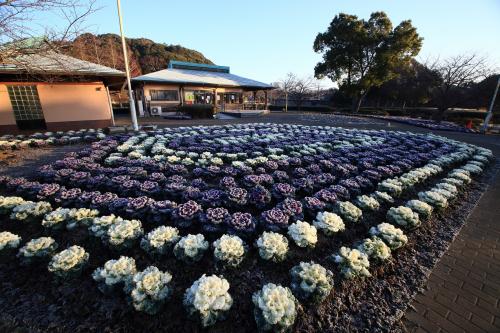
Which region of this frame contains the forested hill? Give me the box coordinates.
[64,33,213,76]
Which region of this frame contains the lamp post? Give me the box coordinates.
[116,0,138,131]
[481,76,500,134]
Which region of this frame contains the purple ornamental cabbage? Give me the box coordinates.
[248,185,272,209]
[200,207,230,233]
[260,208,290,231]
[200,189,225,207]
[172,200,203,228]
[278,198,303,221]
[271,183,296,200]
[226,187,248,207]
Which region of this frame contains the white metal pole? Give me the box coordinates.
[106,86,115,126]
[116,0,138,131]
[482,76,500,133]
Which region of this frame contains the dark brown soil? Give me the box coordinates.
[0,160,496,333]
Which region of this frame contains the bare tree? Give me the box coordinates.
[276,72,297,112]
[291,76,315,111]
[427,53,491,121]
[0,0,98,72]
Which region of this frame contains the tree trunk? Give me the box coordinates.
[285,92,288,112]
[351,94,364,113]
[433,107,446,122]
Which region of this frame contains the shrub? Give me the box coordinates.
[290,261,333,303]
[405,200,433,219]
[333,246,371,279]
[386,206,420,228]
[48,245,89,278]
[357,236,391,261]
[183,274,233,327]
[335,201,362,223]
[369,223,408,250]
[252,283,297,332]
[128,266,173,315]
[213,234,246,267]
[287,221,318,248]
[173,234,209,263]
[256,231,289,262]
[313,211,345,236]
[140,226,180,256]
[18,237,57,264]
[93,256,137,293]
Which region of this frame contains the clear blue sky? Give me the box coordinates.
[39,0,500,86]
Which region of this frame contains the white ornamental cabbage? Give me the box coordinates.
[41,208,72,229]
[333,246,371,279]
[256,231,289,262]
[434,182,458,196]
[140,226,180,255]
[448,169,471,184]
[355,195,380,211]
[418,190,448,208]
[0,231,21,251]
[93,256,137,291]
[213,234,246,267]
[441,177,464,187]
[67,208,99,228]
[357,236,391,261]
[252,283,297,332]
[89,214,124,237]
[377,178,403,197]
[18,237,57,262]
[405,200,433,219]
[386,206,420,228]
[10,201,52,222]
[287,221,318,248]
[173,234,209,263]
[372,191,394,204]
[106,219,144,249]
[369,223,408,250]
[48,245,89,278]
[183,274,233,327]
[313,211,345,236]
[336,201,362,223]
[290,261,333,303]
[129,266,173,315]
[0,196,25,214]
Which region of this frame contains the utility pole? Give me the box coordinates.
[116,0,138,131]
[482,76,500,133]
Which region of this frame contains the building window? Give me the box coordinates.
[150,89,179,101]
[184,90,214,105]
[7,85,44,121]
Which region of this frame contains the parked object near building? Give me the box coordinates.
[132,61,274,118]
[0,52,125,134]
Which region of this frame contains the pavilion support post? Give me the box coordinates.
[264,90,268,110]
[213,88,217,113]
[253,91,257,110]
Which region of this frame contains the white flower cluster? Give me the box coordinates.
[290,261,333,303]
[173,234,209,263]
[287,221,318,248]
[313,211,345,236]
[378,178,403,197]
[418,190,448,209]
[213,234,246,267]
[0,196,25,214]
[48,245,89,278]
[93,256,137,292]
[405,199,433,219]
[252,283,297,332]
[42,208,72,229]
[333,246,371,279]
[106,219,144,249]
[386,206,420,229]
[355,195,380,211]
[336,201,362,223]
[183,274,233,327]
[357,236,391,261]
[256,231,289,262]
[18,237,57,263]
[369,223,408,250]
[140,226,180,255]
[0,231,21,251]
[129,266,173,315]
[10,201,52,222]
[89,214,123,237]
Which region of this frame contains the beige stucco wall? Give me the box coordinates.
[0,84,16,126]
[37,82,111,122]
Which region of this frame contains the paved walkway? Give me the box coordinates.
[403,164,500,332]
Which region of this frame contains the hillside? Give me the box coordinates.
[64,33,213,76]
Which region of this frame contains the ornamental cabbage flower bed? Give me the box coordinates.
[0,123,494,332]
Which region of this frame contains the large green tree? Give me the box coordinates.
[313,12,423,112]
